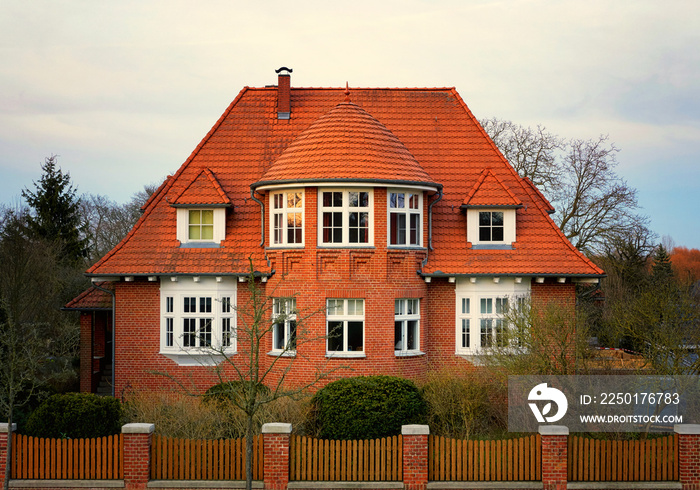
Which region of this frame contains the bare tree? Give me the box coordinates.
[160,261,343,490]
[481,119,647,255]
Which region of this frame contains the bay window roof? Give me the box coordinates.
[254,100,439,191]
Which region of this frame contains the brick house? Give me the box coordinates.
[68,68,603,396]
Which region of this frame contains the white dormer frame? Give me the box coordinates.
[466,207,516,247]
[176,208,227,245]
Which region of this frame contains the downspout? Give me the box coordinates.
[422,186,443,268]
[91,282,115,398]
[250,187,265,247]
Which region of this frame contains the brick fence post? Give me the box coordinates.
[402,424,429,490]
[0,423,17,490]
[262,423,291,490]
[539,425,568,490]
[122,423,154,490]
[676,424,700,490]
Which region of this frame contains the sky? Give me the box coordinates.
[1,0,699,248]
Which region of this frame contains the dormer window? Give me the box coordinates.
[270,190,304,247]
[466,208,515,248]
[176,208,226,247]
[388,190,422,247]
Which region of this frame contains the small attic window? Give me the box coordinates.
[176,208,226,247]
[467,208,515,249]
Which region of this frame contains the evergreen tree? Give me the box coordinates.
[651,244,674,287]
[21,155,88,264]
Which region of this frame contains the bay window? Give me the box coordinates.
[161,277,237,365]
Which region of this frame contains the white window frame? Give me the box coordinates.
[388,189,423,247]
[395,299,421,356]
[176,208,226,245]
[326,298,365,357]
[455,277,529,355]
[466,208,516,246]
[161,276,237,365]
[318,189,373,247]
[269,190,304,247]
[271,297,297,355]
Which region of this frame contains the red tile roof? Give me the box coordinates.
[256,101,437,189]
[87,85,603,278]
[63,282,114,310]
[172,168,231,206]
[462,169,522,208]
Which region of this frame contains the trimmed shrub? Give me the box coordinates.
[24,392,123,438]
[311,376,427,440]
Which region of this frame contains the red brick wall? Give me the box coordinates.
[79,312,93,393]
[109,187,579,395]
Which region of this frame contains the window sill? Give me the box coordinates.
[265,245,305,250]
[470,244,514,250]
[317,245,376,249]
[267,350,296,358]
[325,351,366,359]
[179,242,221,249]
[387,246,427,251]
[395,350,425,358]
[161,350,236,366]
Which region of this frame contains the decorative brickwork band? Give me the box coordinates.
[0,423,16,490]
[262,423,292,490]
[676,424,700,490]
[122,423,154,490]
[539,425,568,490]
[402,424,429,490]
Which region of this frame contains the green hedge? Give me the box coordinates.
[24,393,123,438]
[312,376,427,440]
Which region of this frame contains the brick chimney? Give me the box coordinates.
[276,67,292,120]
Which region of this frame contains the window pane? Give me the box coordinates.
[407,320,418,350]
[409,213,420,245]
[408,194,419,209]
[166,297,173,313]
[479,212,491,226]
[462,298,470,314]
[492,212,504,226]
[333,192,342,207]
[349,192,359,207]
[184,297,195,313]
[328,321,344,351]
[201,210,214,225]
[481,319,492,347]
[461,319,470,348]
[222,318,231,347]
[199,318,212,346]
[395,320,403,349]
[222,297,231,313]
[481,298,492,314]
[395,299,403,315]
[274,323,284,350]
[479,226,491,241]
[323,192,332,207]
[347,321,363,351]
[289,320,297,349]
[201,225,213,240]
[184,318,196,347]
[359,192,369,207]
[189,210,201,225]
[492,226,504,241]
[389,192,399,208]
[189,226,201,240]
[200,297,212,313]
[166,318,174,347]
